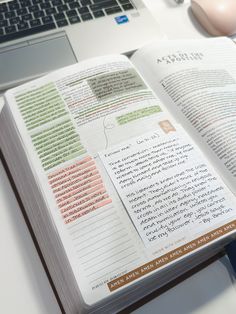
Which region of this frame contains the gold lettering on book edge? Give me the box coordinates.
[107,220,236,291]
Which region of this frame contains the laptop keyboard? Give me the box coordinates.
[0,0,134,43]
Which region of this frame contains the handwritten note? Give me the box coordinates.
[88,69,147,101]
[48,155,112,224]
[99,126,235,246]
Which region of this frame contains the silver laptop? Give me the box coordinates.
[0,0,164,92]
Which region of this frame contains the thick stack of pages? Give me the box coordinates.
[1,37,236,313]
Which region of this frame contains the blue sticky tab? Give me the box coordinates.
[115,15,129,24]
[225,240,236,276]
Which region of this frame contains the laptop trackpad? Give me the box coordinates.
[0,32,77,91]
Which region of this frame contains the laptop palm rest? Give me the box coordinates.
[0,32,77,92]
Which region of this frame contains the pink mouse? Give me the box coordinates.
[191,0,236,36]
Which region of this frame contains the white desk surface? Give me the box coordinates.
[1,1,236,313]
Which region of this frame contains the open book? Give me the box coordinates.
[0,37,236,313]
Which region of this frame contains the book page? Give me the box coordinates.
[131,37,236,195]
[5,53,236,307]
[4,55,174,305]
